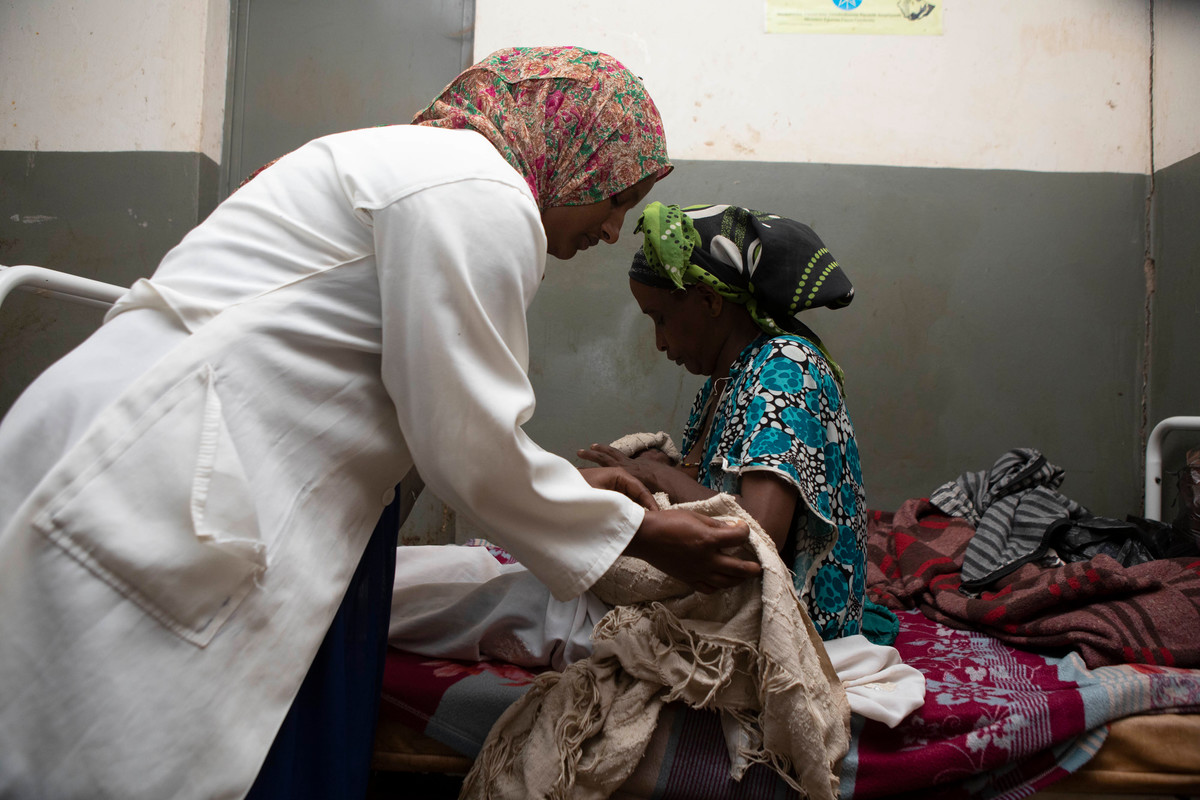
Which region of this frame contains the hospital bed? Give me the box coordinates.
[3,264,1199,800]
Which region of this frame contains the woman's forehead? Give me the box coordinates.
[630,279,687,311]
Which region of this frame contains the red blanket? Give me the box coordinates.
[867,499,1200,668]
[375,501,1200,798]
[380,608,1200,799]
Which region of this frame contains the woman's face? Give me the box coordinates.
[540,175,657,260]
[629,279,723,376]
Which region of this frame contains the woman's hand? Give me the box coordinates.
[579,466,657,510]
[581,443,716,506]
[578,443,675,492]
[625,508,762,593]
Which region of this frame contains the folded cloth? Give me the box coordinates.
[459,493,851,800]
[606,430,683,463]
[388,545,608,671]
[824,636,924,729]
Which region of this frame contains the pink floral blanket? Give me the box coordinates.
[379,608,1200,799]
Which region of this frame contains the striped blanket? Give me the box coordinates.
[379,608,1200,799]
[868,498,1200,668]
[378,497,1200,798]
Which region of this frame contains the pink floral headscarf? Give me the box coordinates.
[412,46,673,209]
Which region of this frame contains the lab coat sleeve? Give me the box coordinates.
[372,177,644,600]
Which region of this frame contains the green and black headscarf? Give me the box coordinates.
[631,202,855,381]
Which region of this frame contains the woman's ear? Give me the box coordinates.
[695,283,724,317]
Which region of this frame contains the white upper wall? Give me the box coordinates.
[1155,0,1200,169]
[2,0,1195,172]
[0,0,228,161]
[476,0,1198,173]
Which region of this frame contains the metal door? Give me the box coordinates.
[222,0,474,194]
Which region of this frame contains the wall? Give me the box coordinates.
[1148,0,1200,519]
[475,0,1179,516]
[2,0,227,159]
[0,0,228,413]
[477,0,1152,172]
[1153,0,1200,171]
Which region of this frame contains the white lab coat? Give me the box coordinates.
[0,125,643,799]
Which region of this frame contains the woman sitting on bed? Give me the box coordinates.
[390,202,869,665]
[579,202,866,640]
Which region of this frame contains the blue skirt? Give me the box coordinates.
[246,496,399,799]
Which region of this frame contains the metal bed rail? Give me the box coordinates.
[0,264,126,311]
[1144,416,1200,521]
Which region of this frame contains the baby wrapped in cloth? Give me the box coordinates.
[458,437,851,800]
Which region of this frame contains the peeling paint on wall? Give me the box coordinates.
[1139,0,1159,499]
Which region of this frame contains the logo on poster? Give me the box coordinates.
[834,0,863,8]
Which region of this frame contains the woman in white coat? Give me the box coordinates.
[0,46,760,799]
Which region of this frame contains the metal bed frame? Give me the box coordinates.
[0,264,126,310]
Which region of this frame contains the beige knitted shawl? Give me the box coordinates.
[460,489,850,800]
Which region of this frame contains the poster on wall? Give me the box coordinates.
[767,0,943,35]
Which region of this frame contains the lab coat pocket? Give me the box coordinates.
[33,364,265,647]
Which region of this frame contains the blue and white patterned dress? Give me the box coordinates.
[681,334,867,639]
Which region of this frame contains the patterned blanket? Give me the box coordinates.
[380,613,1200,798]
[377,499,1200,798]
[867,499,1200,668]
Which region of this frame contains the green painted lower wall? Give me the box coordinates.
[0,149,1165,525]
[0,150,218,416]
[526,160,1150,517]
[1149,151,1200,519]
